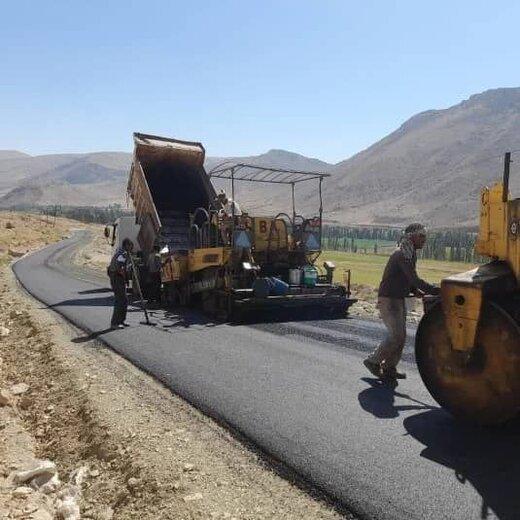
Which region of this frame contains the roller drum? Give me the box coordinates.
[415,300,520,425]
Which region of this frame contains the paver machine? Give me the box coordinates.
[125,132,356,321]
[416,152,520,424]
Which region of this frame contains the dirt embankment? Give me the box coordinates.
[72,227,111,274]
[0,212,349,519]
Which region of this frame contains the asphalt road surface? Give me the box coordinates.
[13,232,520,520]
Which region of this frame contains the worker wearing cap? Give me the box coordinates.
[217,190,242,217]
[363,223,440,380]
[107,238,134,329]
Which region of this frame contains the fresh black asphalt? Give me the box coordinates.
[12,231,520,520]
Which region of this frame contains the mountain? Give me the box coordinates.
[0,148,331,213]
[0,150,30,160]
[0,152,132,207]
[206,149,332,215]
[324,87,520,227]
[2,87,520,226]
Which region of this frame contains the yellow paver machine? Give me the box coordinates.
[416,152,520,424]
[126,132,356,321]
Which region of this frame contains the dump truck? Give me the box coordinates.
[415,152,520,424]
[121,132,355,320]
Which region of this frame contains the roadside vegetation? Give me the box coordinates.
[322,224,481,263]
[323,249,474,288]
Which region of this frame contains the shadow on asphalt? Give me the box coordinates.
[77,288,112,295]
[150,309,219,329]
[49,296,114,307]
[71,328,115,343]
[404,410,520,520]
[359,378,520,518]
[358,377,436,419]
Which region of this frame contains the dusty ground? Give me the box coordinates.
[0,212,350,518]
[348,284,424,323]
[0,212,83,263]
[72,227,111,273]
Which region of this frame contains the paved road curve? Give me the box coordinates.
[13,232,520,520]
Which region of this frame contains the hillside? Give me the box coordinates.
[0,152,131,206]
[325,87,520,227]
[2,87,520,226]
[0,148,331,212]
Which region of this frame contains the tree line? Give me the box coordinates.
[9,204,131,224]
[6,204,482,264]
[322,225,483,263]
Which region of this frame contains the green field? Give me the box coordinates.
[322,250,475,288]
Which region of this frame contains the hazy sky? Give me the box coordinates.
[2,0,520,162]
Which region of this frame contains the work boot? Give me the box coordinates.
[382,366,407,380]
[111,323,124,330]
[363,359,383,378]
[122,322,130,327]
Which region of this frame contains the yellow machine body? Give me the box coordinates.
[161,247,232,281]
[251,217,289,252]
[441,183,519,350]
[416,159,520,424]
[188,247,232,272]
[476,183,520,277]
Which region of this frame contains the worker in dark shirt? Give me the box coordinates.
[107,238,134,329]
[363,223,440,380]
[147,243,162,304]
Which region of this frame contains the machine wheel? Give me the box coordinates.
[416,301,520,425]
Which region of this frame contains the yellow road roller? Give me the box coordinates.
[416,152,520,424]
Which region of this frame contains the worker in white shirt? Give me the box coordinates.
[217,190,242,217]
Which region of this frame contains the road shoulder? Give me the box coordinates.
[1,230,351,518]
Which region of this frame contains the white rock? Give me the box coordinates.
[56,495,80,520]
[0,326,10,336]
[10,383,29,395]
[12,486,33,497]
[70,465,88,487]
[31,509,53,520]
[13,460,56,485]
[127,477,140,489]
[98,506,114,520]
[183,492,203,502]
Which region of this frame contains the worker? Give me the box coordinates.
[107,238,134,329]
[363,223,440,381]
[217,190,242,217]
[147,243,162,305]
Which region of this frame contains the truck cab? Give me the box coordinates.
[104,216,142,254]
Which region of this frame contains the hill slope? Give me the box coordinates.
[325,87,520,227]
[2,87,520,226]
[0,149,331,213]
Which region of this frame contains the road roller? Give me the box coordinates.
[416,152,520,424]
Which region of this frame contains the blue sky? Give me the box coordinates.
[2,0,520,162]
